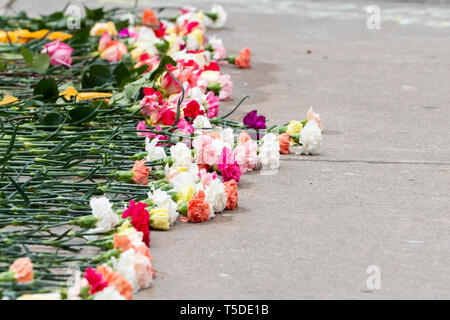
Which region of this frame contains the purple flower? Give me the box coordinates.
[243,110,266,129]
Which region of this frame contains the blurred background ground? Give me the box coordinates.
[2,0,449,299]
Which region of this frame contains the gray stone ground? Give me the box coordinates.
[3,0,449,299]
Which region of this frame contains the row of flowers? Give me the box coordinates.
[0,4,324,300]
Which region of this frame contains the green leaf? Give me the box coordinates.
[150,55,177,82]
[20,46,33,65]
[68,28,90,45]
[84,6,105,20]
[32,53,50,74]
[39,112,63,126]
[33,78,59,102]
[0,60,6,72]
[81,64,113,88]
[113,62,131,86]
[68,104,100,123]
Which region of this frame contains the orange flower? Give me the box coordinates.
[142,9,159,25]
[187,190,210,223]
[96,265,133,300]
[224,179,238,210]
[113,234,132,251]
[278,133,291,154]
[9,257,34,283]
[235,47,251,69]
[133,244,155,279]
[238,130,251,145]
[132,159,149,185]
[208,132,221,140]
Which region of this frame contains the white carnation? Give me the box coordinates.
[170,142,192,167]
[148,189,178,225]
[145,137,166,161]
[112,249,139,292]
[205,4,227,29]
[193,115,212,129]
[258,133,280,170]
[93,287,126,300]
[172,171,198,191]
[89,196,120,232]
[204,179,227,213]
[220,127,234,149]
[135,26,158,55]
[297,120,322,155]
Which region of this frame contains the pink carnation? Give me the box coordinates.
[198,168,217,187]
[218,74,233,100]
[217,146,242,182]
[140,88,163,117]
[205,91,219,118]
[192,134,217,166]
[234,139,258,173]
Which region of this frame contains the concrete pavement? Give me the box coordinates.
[6,0,450,299]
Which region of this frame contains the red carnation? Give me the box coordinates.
[184,100,204,120]
[84,267,108,295]
[122,200,150,246]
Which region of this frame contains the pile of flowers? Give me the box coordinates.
[0,4,323,300]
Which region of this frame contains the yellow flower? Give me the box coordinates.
[48,31,72,41]
[190,28,204,47]
[200,70,220,84]
[59,86,112,102]
[0,95,18,105]
[90,22,117,36]
[197,10,205,22]
[17,292,61,300]
[150,208,170,231]
[118,220,137,237]
[286,120,303,135]
[177,183,195,202]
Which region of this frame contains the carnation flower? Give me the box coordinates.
[193,115,212,128]
[286,120,303,135]
[217,146,242,182]
[89,196,120,232]
[192,134,217,166]
[178,118,194,134]
[140,87,163,117]
[208,36,227,60]
[218,74,233,100]
[114,234,132,252]
[306,107,323,132]
[93,287,126,300]
[9,257,33,284]
[235,47,251,69]
[148,189,178,224]
[205,91,219,118]
[145,137,166,161]
[112,248,153,291]
[205,4,227,29]
[297,120,322,155]
[41,41,73,67]
[122,200,150,246]
[132,159,150,185]
[90,22,117,36]
[142,9,159,25]
[219,127,235,149]
[224,179,238,210]
[184,99,205,120]
[187,190,211,223]
[204,179,227,213]
[198,168,217,187]
[243,110,266,129]
[170,142,193,167]
[258,133,280,170]
[96,265,133,300]
[234,137,258,173]
[278,133,291,154]
[84,267,108,295]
